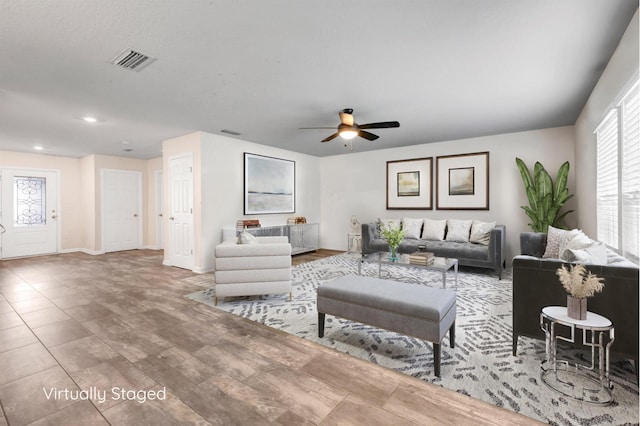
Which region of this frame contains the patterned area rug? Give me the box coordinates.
[185,254,639,425]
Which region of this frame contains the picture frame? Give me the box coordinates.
[244,153,295,215]
[436,151,489,210]
[386,157,433,210]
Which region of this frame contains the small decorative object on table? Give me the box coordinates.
[379,223,405,262]
[556,264,604,320]
[409,251,434,266]
[287,216,307,224]
[236,219,261,233]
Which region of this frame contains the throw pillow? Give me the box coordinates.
[402,218,423,239]
[564,243,608,265]
[378,218,401,232]
[469,220,495,245]
[445,219,472,243]
[237,231,259,244]
[558,229,592,261]
[542,225,573,259]
[421,218,447,241]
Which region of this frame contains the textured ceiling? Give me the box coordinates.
[0,1,637,159]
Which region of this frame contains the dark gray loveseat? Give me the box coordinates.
[361,223,506,278]
[512,232,639,374]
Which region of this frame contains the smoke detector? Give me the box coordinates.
[110,48,156,72]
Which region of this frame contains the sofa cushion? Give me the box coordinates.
[215,237,291,257]
[422,218,447,241]
[542,226,569,258]
[237,231,259,244]
[378,218,401,230]
[469,220,495,245]
[564,243,608,265]
[424,241,489,261]
[402,218,423,239]
[445,219,472,243]
[558,229,592,260]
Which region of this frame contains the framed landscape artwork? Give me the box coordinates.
[436,151,489,210]
[386,157,433,210]
[244,153,295,214]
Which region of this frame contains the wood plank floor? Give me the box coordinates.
[0,250,543,425]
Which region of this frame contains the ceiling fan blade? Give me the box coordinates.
[358,121,400,129]
[358,130,379,141]
[299,127,337,129]
[339,111,354,126]
[321,133,340,142]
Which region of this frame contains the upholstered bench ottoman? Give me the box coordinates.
[317,275,456,377]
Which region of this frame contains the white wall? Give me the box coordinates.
[0,150,84,251]
[0,150,160,254]
[319,126,576,261]
[574,10,639,237]
[162,132,322,272]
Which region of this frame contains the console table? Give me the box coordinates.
[222,223,319,255]
[540,306,614,405]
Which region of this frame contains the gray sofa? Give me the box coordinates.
[512,232,639,375]
[361,222,506,278]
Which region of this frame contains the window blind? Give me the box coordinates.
[596,111,619,249]
[620,82,639,261]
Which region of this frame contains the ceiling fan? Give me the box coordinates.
[300,108,400,142]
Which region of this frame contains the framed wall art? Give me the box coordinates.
[436,151,489,210]
[386,157,433,210]
[244,153,295,215]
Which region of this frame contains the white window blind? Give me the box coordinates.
[595,80,640,263]
[596,111,619,249]
[620,83,639,261]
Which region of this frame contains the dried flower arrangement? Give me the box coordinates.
[556,264,604,299]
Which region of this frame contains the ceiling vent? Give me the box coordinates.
[110,48,156,72]
[221,129,242,136]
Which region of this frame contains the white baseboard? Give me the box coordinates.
[192,266,213,274]
[59,248,105,256]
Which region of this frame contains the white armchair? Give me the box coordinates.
[214,236,292,305]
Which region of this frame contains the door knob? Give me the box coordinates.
[134,214,138,218]
[169,217,175,221]
[159,213,163,217]
[51,215,57,219]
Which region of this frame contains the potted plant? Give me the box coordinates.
[515,158,574,233]
[380,224,405,262]
[556,264,605,320]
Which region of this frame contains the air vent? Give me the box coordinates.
[110,48,156,72]
[221,129,242,136]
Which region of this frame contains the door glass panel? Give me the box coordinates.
[13,176,46,226]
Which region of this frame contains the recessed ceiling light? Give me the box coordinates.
[82,116,97,123]
[33,146,43,150]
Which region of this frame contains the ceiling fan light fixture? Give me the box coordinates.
[339,129,358,140]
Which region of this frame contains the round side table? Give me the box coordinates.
[540,306,614,405]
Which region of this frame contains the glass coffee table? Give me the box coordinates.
[358,252,458,289]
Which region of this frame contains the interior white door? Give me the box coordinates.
[102,169,141,253]
[0,168,59,258]
[168,154,194,269]
[155,170,164,250]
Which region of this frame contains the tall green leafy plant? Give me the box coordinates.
[515,158,574,233]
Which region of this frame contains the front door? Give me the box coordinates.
[0,168,59,259]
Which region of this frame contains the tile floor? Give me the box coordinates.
[0,250,542,425]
